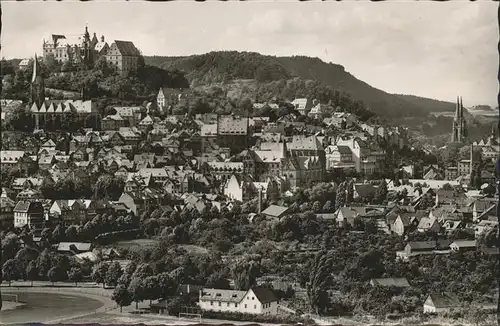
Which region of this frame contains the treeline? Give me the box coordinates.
[1,56,189,107]
[152,51,291,85]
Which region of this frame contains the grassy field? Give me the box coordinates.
[0,292,103,325]
[110,239,160,250]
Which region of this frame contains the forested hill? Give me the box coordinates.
[394,94,456,112]
[145,51,454,117]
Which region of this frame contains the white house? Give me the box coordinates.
[291,98,311,115]
[223,174,256,202]
[423,293,461,314]
[13,201,44,229]
[199,287,278,316]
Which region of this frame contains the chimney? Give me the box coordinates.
[101,35,105,42]
[258,188,262,214]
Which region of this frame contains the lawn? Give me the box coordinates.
[109,239,160,251]
[0,292,103,325]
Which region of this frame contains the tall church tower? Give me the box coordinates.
[452,96,466,143]
[31,53,45,108]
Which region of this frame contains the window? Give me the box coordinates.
[235,303,238,307]
[218,302,221,307]
[227,303,230,307]
[244,304,247,308]
[254,305,256,309]
[210,301,213,306]
[252,297,254,300]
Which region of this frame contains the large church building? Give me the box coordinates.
[451,96,467,143]
[30,54,100,131]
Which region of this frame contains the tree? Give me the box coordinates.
[322,200,334,213]
[7,106,34,132]
[307,251,332,314]
[335,182,346,210]
[2,259,21,286]
[52,225,66,243]
[47,267,60,286]
[112,285,133,313]
[442,183,453,191]
[127,277,145,309]
[68,266,83,286]
[142,275,160,304]
[2,233,21,261]
[374,180,388,204]
[231,258,261,290]
[105,261,123,288]
[92,261,110,288]
[156,272,177,300]
[346,180,354,204]
[26,260,39,287]
[312,201,321,213]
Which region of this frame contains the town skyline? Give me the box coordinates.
[2,1,497,107]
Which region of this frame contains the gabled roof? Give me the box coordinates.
[261,205,289,218]
[450,240,476,248]
[251,286,278,304]
[111,40,141,56]
[42,139,56,147]
[427,293,460,308]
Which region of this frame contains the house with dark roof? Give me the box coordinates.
[105,40,141,76]
[423,293,461,313]
[198,286,278,315]
[449,240,476,251]
[261,205,290,220]
[398,240,451,260]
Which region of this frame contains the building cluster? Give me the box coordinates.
[1,46,499,319]
[40,26,141,76]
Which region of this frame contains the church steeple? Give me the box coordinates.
[31,53,45,107]
[451,96,466,143]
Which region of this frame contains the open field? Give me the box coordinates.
[110,238,160,250]
[0,291,104,325]
[65,312,282,326]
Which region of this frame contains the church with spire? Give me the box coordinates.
[29,54,100,131]
[451,96,467,143]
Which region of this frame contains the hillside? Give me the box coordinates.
[394,94,455,112]
[145,51,453,117]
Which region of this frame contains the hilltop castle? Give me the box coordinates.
[42,26,141,76]
[451,96,467,143]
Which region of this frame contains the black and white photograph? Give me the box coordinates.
[0,1,499,325]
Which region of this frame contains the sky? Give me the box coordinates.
[2,1,498,107]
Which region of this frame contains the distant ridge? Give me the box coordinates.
[145,51,455,117]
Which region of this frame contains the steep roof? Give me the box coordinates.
[14,200,31,212]
[261,205,289,218]
[427,293,461,308]
[251,286,278,304]
[113,40,141,56]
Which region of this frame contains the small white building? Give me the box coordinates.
[423,293,461,313]
[199,287,278,316]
